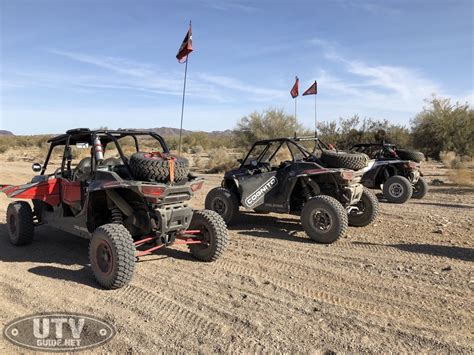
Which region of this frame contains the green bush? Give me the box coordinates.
[411,97,473,159]
[233,108,310,150]
[317,115,412,150]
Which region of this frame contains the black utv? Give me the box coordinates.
[351,143,428,203]
[205,137,379,244]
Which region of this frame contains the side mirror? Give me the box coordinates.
[32,163,42,172]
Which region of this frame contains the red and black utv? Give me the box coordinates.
[1,128,228,289]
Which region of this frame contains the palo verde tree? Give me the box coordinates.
[234,108,309,149]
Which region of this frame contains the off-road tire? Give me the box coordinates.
[6,201,35,246]
[348,187,379,227]
[188,210,228,262]
[412,177,428,199]
[301,195,348,244]
[129,152,189,183]
[205,187,239,225]
[89,224,136,289]
[321,149,368,170]
[396,149,425,163]
[383,175,413,203]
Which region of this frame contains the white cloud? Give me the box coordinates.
[196,73,286,101]
[203,0,261,13]
[50,50,156,77]
[303,39,473,124]
[5,50,287,104]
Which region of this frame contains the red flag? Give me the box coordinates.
[176,23,193,63]
[290,76,299,98]
[303,81,317,96]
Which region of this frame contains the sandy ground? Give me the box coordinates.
[0,161,472,353]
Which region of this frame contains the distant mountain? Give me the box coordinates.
[0,130,14,136]
[150,127,233,137]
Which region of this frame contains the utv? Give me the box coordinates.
[205,137,379,244]
[1,128,228,289]
[350,143,428,203]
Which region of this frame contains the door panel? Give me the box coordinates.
[238,171,278,209]
[61,180,82,206]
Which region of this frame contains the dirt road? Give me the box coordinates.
[0,161,473,353]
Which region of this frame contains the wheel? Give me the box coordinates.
[321,150,368,170]
[412,177,428,199]
[348,187,379,227]
[301,195,348,244]
[382,175,413,203]
[6,201,35,246]
[129,152,189,183]
[89,224,136,289]
[204,187,239,225]
[188,210,228,262]
[396,149,425,163]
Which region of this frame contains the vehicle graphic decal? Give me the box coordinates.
[244,176,278,208]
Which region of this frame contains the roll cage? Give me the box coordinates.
[41,128,169,178]
[350,143,397,160]
[239,136,331,168]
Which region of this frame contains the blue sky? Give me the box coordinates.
[1,0,472,134]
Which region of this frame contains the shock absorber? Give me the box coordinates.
[93,136,104,162]
[111,207,123,224]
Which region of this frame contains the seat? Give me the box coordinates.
[73,157,92,181]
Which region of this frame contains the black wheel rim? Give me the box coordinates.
[388,183,403,198]
[310,209,332,232]
[9,214,17,235]
[96,241,113,275]
[213,198,227,215]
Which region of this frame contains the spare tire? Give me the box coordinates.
[129,152,189,183]
[396,149,425,163]
[321,149,368,170]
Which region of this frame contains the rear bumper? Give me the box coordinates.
[408,170,421,183]
[155,203,193,235]
[344,183,364,206]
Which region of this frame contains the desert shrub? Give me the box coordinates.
[440,151,474,186]
[317,115,412,150]
[192,145,203,154]
[192,154,201,168]
[0,144,8,154]
[205,147,238,173]
[234,108,310,150]
[411,97,474,159]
